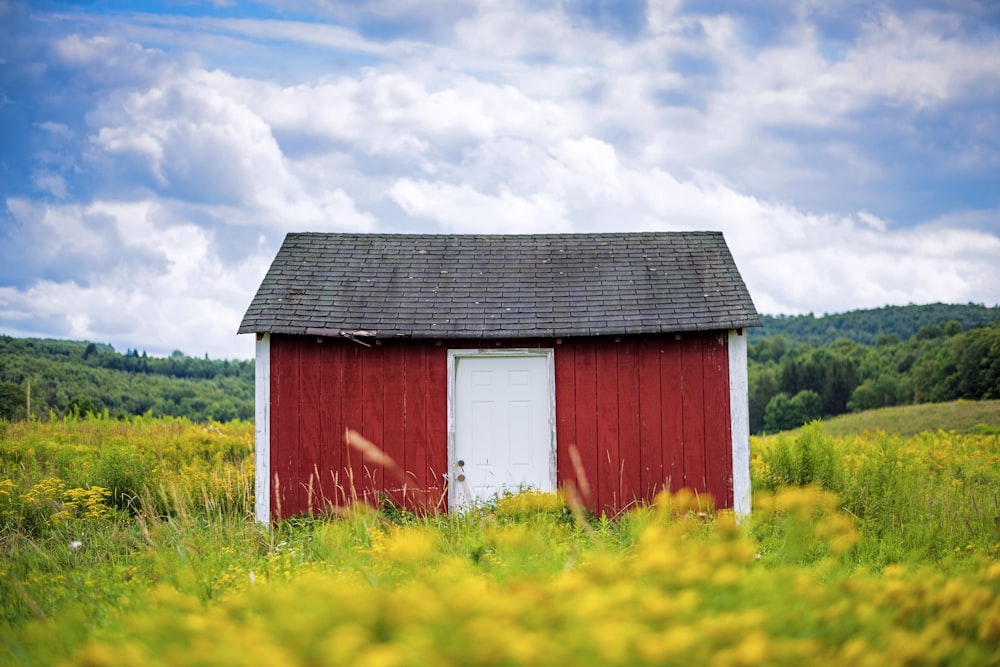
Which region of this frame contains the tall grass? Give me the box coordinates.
[753,422,1000,568]
[1,415,998,665]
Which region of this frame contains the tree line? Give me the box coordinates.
[749,302,1000,347]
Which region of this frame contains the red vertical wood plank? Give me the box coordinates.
[638,337,664,500]
[319,341,344,510]
[382,343,406,507]
[554,343,576,490]
[616,339,641,509]
[361,345,385,504]
[595,341,619,513]
[341,343,365,505]
[403,343,429,510]
[702,333,733,508]
[270,336,300,518]
[298,340,323,515]
[425,345,448,511]
[268,337,283,519]
[660,337,684,493]
[572,340,599,513]
[681,335,708,495]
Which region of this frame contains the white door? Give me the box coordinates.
[450,352,555,508]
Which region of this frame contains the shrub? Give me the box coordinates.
[96,449,154,514]
[755,422,839,491]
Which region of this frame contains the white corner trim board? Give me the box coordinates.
[254,334,271,525]
[728,329,751,519]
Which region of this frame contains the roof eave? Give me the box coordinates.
[238,317,762,340]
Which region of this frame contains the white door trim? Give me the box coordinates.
[446,348,556,509]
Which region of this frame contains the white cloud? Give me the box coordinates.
[233,69,584,161]
[36,121,73,138]
[744,223,1000,315]
[568,6,1000,209]
[390,178,571,233]
[211,17,390,53]
[6,197,121,263]
[52,33,178,85]
[91,70,284,199]
[89,69,376,231]
[454,3,582,59]
[0,278,256,359]
[55,34,120,64]
[31,171,68,198]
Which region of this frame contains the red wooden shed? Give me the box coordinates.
[239,232,760,522]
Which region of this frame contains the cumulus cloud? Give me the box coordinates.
[390,179,572,233]
[50,33,180,89]
[88,69,376,231]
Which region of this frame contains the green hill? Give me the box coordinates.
[809,400,1000,438]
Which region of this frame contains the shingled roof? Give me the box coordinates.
[238,232,760,339]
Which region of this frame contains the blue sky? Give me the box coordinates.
[1,0,998,359]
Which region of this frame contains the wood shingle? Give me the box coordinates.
[238,231,760,339]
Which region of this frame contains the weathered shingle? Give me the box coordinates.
[238,232,761,339]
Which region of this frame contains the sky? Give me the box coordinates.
[1,0,998,360]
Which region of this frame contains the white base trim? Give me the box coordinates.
[254,334,271,525]
[728,330,751,518]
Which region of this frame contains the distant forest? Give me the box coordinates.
[1,302,998,429]
[0,337,253,422]
[748,303,1000,433]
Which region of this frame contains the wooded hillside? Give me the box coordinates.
[0,336,253,422]
[748,316,1000,433]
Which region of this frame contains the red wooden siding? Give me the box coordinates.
[268,331,732,519]
[551,332,731,514]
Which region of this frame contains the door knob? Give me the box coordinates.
[457,460,465,467]
[457,474,466,482]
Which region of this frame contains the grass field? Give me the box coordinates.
[815,399,1000,438]
[1,412,998,666]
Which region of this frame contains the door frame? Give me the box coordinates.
[446,348,557,509]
